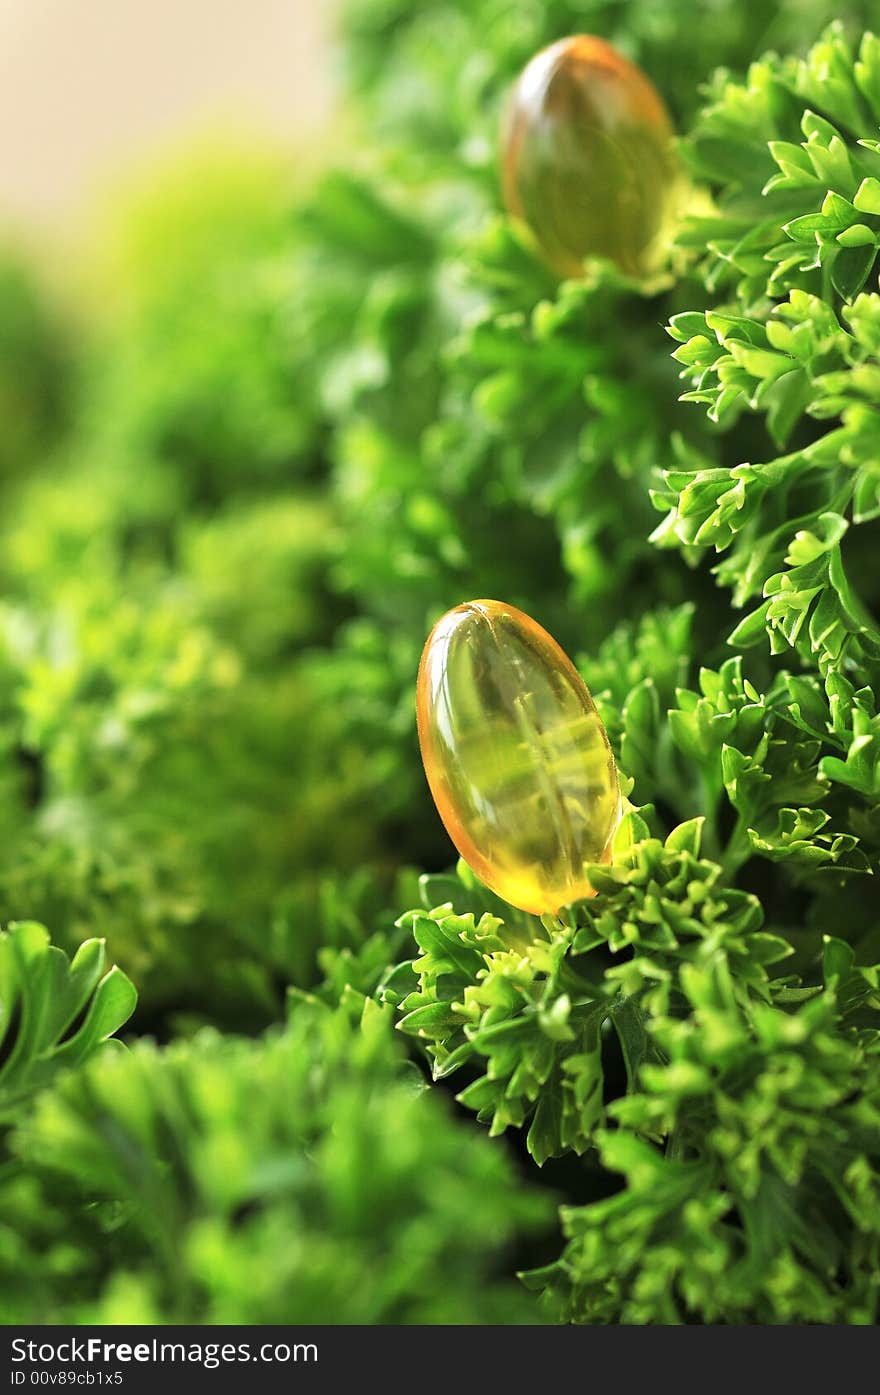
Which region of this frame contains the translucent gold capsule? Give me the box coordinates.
[501,35,677,278]
[416,599,620,915]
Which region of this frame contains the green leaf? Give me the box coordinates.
[610,999,656,1091]
[664,817,705,856]
[836,223,877,247]
[832,242,876,300]
[0,924,136,1121]
[822,935,855,987]
[853,176,880,213]
[526,1082,564,1166]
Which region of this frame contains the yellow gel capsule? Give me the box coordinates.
[416,599,620,915]
[501,35,677,278]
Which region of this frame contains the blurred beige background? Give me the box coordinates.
[0,0,338,229]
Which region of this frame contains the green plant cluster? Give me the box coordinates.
[377,20,880,1322]
[2,1,880,1326]
[0,154,395,1027]
[2,971,547,1323]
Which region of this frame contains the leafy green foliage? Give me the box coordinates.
[1,0,879,1331]
[341,0,876,163]
[391,816,768,1166]
[0,922,135,1121]
[392,813,880,1321]
[4,998,549,1323]
[376,20,880,1326]
[0,155,401,1021]
[0,530,383,1022]
[530,953,880,1323]
[657,27,880,679]
[0,921,135,1321]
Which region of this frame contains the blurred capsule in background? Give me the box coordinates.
[501,35,677,278]
[417,599,620,916]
